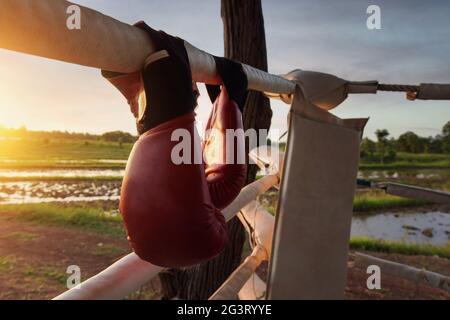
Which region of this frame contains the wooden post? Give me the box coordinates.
[159,0,272,299]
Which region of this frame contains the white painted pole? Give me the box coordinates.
[2,1,449,100]
[222,175,279,222]
[0,0,154,73]
[53,253,163,300]
[238,273,267,300]
[209,246,266,300]
[0,0,295,95]
[353,253,450,293]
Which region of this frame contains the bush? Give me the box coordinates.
[101,131,136,143]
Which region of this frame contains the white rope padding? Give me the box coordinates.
[53,253,163,300]
[238,273,267,300]
[222,175,279,222]
[239,249,450,299]
[353,252,450,293]
[0,0,154,73]
[237,201,275,259]
[185,42,295,95]
[209,246,266,300]
[0,0,294,96]
[2,0,449,100]
[209,202,275,300]
[375,182,450,205]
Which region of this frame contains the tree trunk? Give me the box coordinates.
[158,0,272,300]
[222,0,273,184]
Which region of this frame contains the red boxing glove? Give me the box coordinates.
[204,87,247,209]
[103,23,248,267]
[120,112,228,267]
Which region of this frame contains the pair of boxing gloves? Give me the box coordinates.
[103,22,248,267]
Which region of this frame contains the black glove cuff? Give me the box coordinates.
[206,56,248,113]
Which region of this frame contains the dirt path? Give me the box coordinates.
[0,218,449,300]
[346,252,450,300]
[0,218,158,299]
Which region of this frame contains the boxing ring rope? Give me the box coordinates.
[352,253,450,293]
[2,0,450,101]
[357,179,450,205]
[1,0,450,300]
[209,245,267,300]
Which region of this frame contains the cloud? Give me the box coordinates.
[0,0,448,138]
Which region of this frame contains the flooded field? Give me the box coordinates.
[0,181,121,204]
[358,170,443,180]
[0,166,448,247]
[351,211,450,246]
[358,169,449,189]
[0,159,127,165]
[0,168,124,179]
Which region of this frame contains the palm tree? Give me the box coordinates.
[375,129,390,163]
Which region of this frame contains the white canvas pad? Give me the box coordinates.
[267,86,367,299]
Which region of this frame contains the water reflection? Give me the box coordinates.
[0,181,121,204]
[357,170,447,180]
[351,211,450,246]
[0,167,448,247]
[0,159,127,164]
[0,169,124,178]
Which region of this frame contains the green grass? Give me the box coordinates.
[360,152,450,169]
[265,206,277,215]
[0,139,132,169]
[1,203,449,263]
[0,139,133,160]
[261,192,431,215]
[1,231,40,241]
[395,153,450,163]
[0,203,125,238]
[125,288,159,300]
[24,265,67,285]
[91,244,125,256]
[0,176,123,182]
[1,138,448,170]
[359,161,450,169]
[350,237,450,259]
[0,256,16,272]
[0,161,126,170]
[353,193,428,213]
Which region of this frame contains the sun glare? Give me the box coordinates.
[0,96,20,130]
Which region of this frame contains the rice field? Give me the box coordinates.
[0,136,448,253]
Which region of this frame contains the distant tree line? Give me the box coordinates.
[360,121,450,163]
[0,126,137,143]
[100,131,136,143]
[275,121,450,164]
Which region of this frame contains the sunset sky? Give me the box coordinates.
[0,0,449,139]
